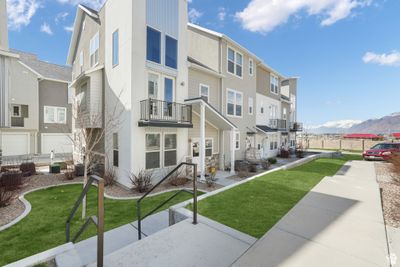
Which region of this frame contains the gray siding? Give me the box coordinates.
[188,68,220,109]
[257,66,281,101]
[189,114,219,155]
[146,0,179,39]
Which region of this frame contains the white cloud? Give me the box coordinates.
[40,22,53,35]
[7,0,41,31]
[218,7,226,21]
[55,12,68,24]
[56,0,106,9]
[64,25,74,33]
[188,8,202,23]
[235,0,372,34]
[362,51,400,67]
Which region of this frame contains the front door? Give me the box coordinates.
[191,140,200,167]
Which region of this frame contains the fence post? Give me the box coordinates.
[362,140,365,151]
[339,140,342,151]
[321,140,324,149]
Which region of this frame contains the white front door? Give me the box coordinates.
[191,140,200,167]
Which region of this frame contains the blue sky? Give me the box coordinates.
[6,0,400,126]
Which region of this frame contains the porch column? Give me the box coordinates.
[200,102,206,181]
[230,130,235,175]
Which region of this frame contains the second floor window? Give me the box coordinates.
[90,32,99,67]
[165,35,177,69]
[270,105,277,119]
[248,97,254,115]
[270,74,279,94]
[147,27,161,64]
[112,30,119,67]
[44,106,67,124]
[227,89,243,117]
[228,48,243,78]
[199,84,209,102]
[249,59,254,76]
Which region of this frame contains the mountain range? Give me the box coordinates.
[306,113,400,134]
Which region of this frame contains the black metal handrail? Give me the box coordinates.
[270,119,287,130]
[290,122,303,131]
[137,162,197,240]
[140,98,192,124]
[66,175,104,267]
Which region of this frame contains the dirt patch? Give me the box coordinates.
[375,162,400,228]
[0,199,25,227]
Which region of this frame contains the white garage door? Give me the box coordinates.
[1,133,30,156]
[42,134,73,154]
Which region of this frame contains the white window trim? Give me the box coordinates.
[146,25,163,66]
[145,132,162,170]
[79,51,84,73]
[205,137,214,156]
[89,32,100,68]
[11,105,21,117]
[235,132,240,151]
[112,29,119,68]
[164,133,177,167]
[249,58,254,76]
[199,84,210,101]
[165,34,178,70]
[44,106,67,124]
[227,46,244,79]
[145,132,178,170]
[270,74,279,95]
[248,97,254,115]
[226,88,243,118]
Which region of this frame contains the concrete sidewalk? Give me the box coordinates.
[233,160,390,267]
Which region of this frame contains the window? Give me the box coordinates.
[112,30,119,67]
[261,107,264,114]
[113,133,119,167]
[164,134,177,167]
[206,139,213,157]
[283,108,287,120]
[79,51,83,73]
[235,132,240,150]
[148,73,159,99]
[90,32,99,67]
[146,133,161,169]
[270,105,277,119]
[165,35,177,69]
[227,89,243,117]
[249,58,254,76]
[44,106,67,124]
[147,27,161,64]
[248,97,254,115]
[199,84,209,102]
[227,47,243,78]
[78,83,88,111]
[12,105,21,117]
[270,74,279,94]
[270,142,273,150]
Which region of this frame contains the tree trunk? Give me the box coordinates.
[82,156,88,219]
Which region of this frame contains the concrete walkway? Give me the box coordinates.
[233,160,390,267]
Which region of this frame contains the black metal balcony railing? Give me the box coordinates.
[290,122,303,132]
[140,99,192,126]
[269,119,287,130]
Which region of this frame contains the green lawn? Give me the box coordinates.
[0,185,198,266]
[192,154,362,238]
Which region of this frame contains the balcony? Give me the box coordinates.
[139,99,193,128]
[290,122,303,132]
[269,119,287,131]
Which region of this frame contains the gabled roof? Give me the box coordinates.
[67,4,100,65]
[12,50,71,82]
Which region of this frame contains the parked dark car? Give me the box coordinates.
[363,143,400,161]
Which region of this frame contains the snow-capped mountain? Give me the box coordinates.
[306,120,362,134]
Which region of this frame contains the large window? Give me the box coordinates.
[270,74,279,94]
[227,89,243,117]
[44,106,67,124]
[165,35,177,69]
[147,27,161,64]
[248,97,254,115]
[90,32,99,67]
[113,133,119,167]
[199,84,209,102]
[112,30,119,67]
[146,133,161,169]
[164,134,177,167]
[227,47,243,78]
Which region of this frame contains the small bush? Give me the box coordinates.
[268,157,277,164]
[129,170,153,193]
[296,145,305,159]
[0,187,15,207]
[167,167,189,186]
[104,168,117,187]
[0,171,23,190]
[261,160,271,170]
[238,162,250,178]
[388,154,400,185]
[20,162,36,176]
[64,166,75,180]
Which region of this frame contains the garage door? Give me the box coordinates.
[42,134,73,154]
[1,133,30,156]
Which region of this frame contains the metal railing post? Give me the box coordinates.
[97,179,104,267]
[193,164,198,225]
[137,203,142,240]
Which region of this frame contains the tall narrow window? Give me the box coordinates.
[112,30,119,67]
[147,27,161,64]
[79,51,84,73]
[165,35,177,69]
[228,48,235,74]
[113,133,119,167]
[90,32,99,67]
[270,74,279,94]
[236,53,243,77]
[199,84,209,102]
[206,139,213,157]
[148,73,159,99]
[227,47,243,78]
[248,97,254,115]
[146,133,161,169]
[235,132,240,150]
[249,59,254,76]
[164,134,177,167]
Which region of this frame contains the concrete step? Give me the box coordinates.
[88,218,256,267]
[56,210,169,267]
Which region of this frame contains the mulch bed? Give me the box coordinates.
[375,163,400,228]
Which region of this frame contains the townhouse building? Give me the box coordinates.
[67,0,301,187]
[0,0,73,157]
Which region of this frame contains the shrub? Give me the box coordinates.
[0,171,23,190]
[388,154,400,185]
[296,145,305,159]
[64,165,75,180]
[74,164,85,177]
[129,170,153,193]
[279,149,290,158]
[20,162,36,176]
[268,157,277,164]
[104,168,117,187]
[261,160,271,170]
[167,167,189,186]
[54,162,67,170]
[0,187,15,208]
[238,161,250,178]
